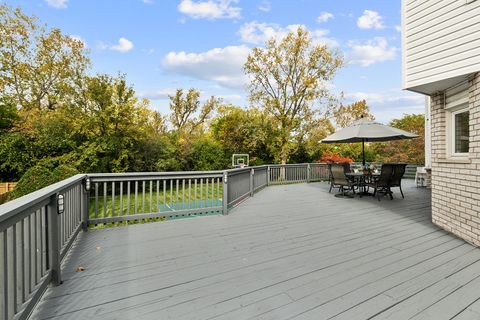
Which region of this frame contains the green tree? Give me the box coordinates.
[0,4,89,111]
[210,105,277,165]
[333,100,374,128]
[169,88,219,136]
[244,27,343,164]
[185,136,229,171]
[373,114,425,164]
[70,74,161,173]
[0,97,19,132]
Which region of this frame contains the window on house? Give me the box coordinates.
[445,82,469,158]
[453,109,469,154]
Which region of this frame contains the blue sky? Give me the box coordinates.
[4,0,425,123]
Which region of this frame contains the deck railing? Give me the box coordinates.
[0,174,87,320]
[0,163,329,320]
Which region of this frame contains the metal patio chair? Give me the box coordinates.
[329,164,355,197]
[390,163,407,198]
[367,164,394,201]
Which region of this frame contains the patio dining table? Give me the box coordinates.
[345,171,380,196]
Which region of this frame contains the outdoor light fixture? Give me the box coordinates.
[57,194,65,214]
[85,177,91,191]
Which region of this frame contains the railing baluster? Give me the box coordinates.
[176,179,179,210]
[127,181,131,215]
[188,179,191,210]
[150,181,153,214]
[170,180,173,208]
[206,178,209,207]
[163,180,166,209]
[200,179,203,208]
[102,182,107,219]
[134,181,138,215]
[210,178,215,207]
[119,182,123,216]
[95,183,99,219]
[3,230,8,320]
[194,179,197,209]
[21,219,25,302]
[142,181,146,214]
[156,181,160,213]
[39,209,44,278]
[216,178,220,205]
[111,182,115,219]
[12,225,17,314]
[182,179,185,210]
[33,211,38,284]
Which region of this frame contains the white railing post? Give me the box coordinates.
[222,171,228,215]
[267,165,271,186]
[307,163,311,183]
[81,178,90,232]
[250,168,254,197]
[47,194,62,286]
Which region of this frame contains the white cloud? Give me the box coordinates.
[395,25,402,32]
[45,0,68,9]
[218,94,242,101]
[108,38,134,53]
[137,88,177,100]
[317,12,334,23]
[178,0,241,20]
[357,10,385,30]
[141,0,154,4]
[69,35,87,48]
[142,48,156,55]
[258,1,271,12]
[347,37,396,66]
[239,21,338,47]
[162,45,250,89]
[345,91,424,105]
[344,90,425,123]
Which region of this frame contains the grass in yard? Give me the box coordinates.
[88,181,223,228]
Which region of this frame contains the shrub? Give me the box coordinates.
[318,151,353,164]
[8,164,79,200]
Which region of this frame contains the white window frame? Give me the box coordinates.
[444,83,470,160]
[446,104,470,159]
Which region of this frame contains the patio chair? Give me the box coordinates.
[329,164,355,197]
[390,164,407,198]
[328,163,352,192]
[367,164,394,201]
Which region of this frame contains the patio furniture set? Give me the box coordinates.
[329,163,407,201]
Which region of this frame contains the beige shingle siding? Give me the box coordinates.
[430,73,480,246]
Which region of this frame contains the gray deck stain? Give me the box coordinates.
[29,181,480,320]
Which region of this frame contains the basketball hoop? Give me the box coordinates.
[232,154,249,168]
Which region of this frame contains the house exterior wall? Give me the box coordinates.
[430,73,480,246]
[402,0,480,93]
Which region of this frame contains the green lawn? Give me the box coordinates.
[88,181,223,227]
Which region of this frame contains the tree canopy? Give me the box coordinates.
[0,4,426,186]
[244,27,343,164]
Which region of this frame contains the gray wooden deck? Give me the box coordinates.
[30,181,480,320]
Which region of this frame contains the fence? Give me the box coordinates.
[0,183,17,205]
[0,183,16,195]
[0,163,331,320]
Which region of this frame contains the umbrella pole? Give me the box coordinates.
[362,139,366,167]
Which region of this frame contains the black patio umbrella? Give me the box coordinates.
[321,118,418,166]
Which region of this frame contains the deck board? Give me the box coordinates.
[29,181,480,320]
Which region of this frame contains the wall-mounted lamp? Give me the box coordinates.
[57,194,65,214]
